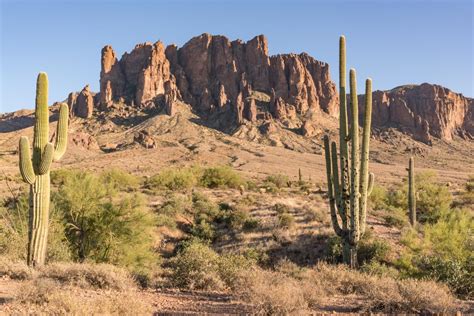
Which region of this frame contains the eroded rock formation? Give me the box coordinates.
[92,34,472,143]
[100,33,338,128]
[359,84,473,143]
[68,85,95,118]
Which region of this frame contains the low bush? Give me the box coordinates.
[369,184,389,210]
[382,206,409,228]
[169,240,254,290]
[156,194,191,229]
[357,238,391,266]
[53,171,158,275]
[277,213,295,229]
[100,168,141,192]
[40,262,134,290]
[200,166,245,189]
[455,175,474,207]
[146,167,200,190]
[263,174,290,189]
[323,234,390,267]
[0,257,34,280]
[234,267,311,314]
[234,262,455,313]
[14,277,151,314]
[387,171,452,224]
[397,208,473,298]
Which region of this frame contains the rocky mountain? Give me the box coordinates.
[359,84,473,144]
[66,33,472,144]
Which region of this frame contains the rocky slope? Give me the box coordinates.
[64,33,472,144]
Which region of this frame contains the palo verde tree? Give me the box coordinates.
[323,36,374,268]
[18,73,69,267]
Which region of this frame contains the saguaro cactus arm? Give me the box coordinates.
[339,36,351,219]
[331,141,348,228]
[367,173,375,196]
[324,135,343,237]
[38,143,54,175]
[349,68,360,243]
[19,137,36,185]
[53,103,69,161]
[359,78,373,234]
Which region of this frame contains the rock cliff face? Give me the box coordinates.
[67,33,472,144]
[98,33,338,129]
[359,84,473,143]
[100,41,178,108]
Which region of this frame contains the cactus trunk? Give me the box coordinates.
[408,157,416,227]
[323,36,374,267]
[28,174,50,265]
[19,73,68,267]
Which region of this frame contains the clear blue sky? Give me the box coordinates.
[1,0,472,113]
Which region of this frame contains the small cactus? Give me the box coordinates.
[323,36,374,268]
[19,73,68,267]
[408,157,416,227]
[298,168,303,183]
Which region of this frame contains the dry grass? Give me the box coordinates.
[39,262,135,290]
[234,261,457,314]
[1,257,152,315]
[13,278,152,315]
[234,267,310,314]
[0,257,34,280]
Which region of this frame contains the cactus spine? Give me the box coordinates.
[19,73,68,267]
[323,36,374,267]
[408,157,416,226]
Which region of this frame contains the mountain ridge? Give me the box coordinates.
[3,34,473,145]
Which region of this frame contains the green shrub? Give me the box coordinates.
[169,240,254,290]
[156,195,192,229]
[455,175,474,206]
[189,192,220,242]
[192,192,220,221]
[397,208,473,298]
[387,171,452,224]
[53,171,157,275]
[360,261,399,278]
[200,166,245,189]
[264,174,290,189]
[369,185,388,210]
[223,205,250,230]
[278,213,295,229]
[262,181,279,193]
[218,203,260,231]
[324,235,390,266]
[416,256,473,299]
[382,206,409,228]
[191,219,216,242]
[243,218,260,231]
[324,235,343,264]
[100,169,141,192]
[357,238,391,266]
[146,167,200,190]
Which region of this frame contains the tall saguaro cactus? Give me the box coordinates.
[19,73,69,267]
[408,157,416,227]
[323,36,374,267]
